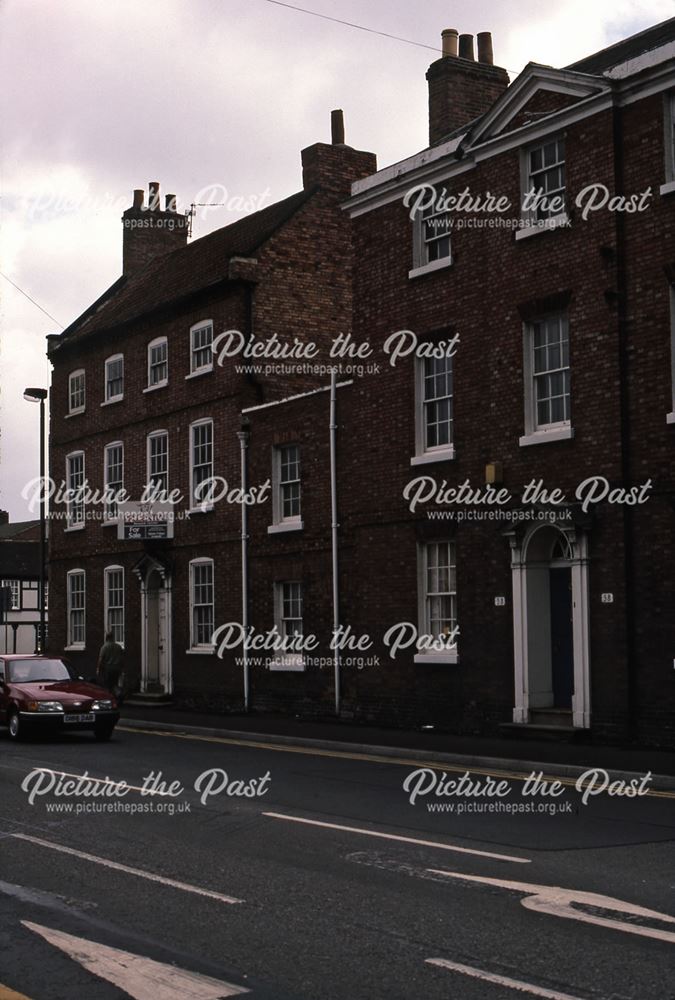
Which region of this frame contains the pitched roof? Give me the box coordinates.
[54,186,316,348]
[0,520,39,541]
[567,16,675,75]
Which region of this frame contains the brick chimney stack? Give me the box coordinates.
[427,29,509,146]
[121,182,189,276]
[301,110,377,195]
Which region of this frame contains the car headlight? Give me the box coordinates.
[91,700,113,711]
[25,701,64,713]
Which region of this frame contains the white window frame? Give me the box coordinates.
[517,136,568,239]
[188,320,214,376]
[66,569,86,650]
[520,313,574,446]
[189,418,214,511]
[188,558,215,652]
[410,188,453,279]
[103,441,124,522]
[68,369,85,415]
[269,444,303,533]
[146,336,168,390]
[668,285,675,424]
[662,92,675,195]
[270,581,305,671]
[412,355,455,465]
[146,430,170,497]
[103,353,124,403]
[415,541,458,665]
[1,580,21,611]
[65,450,85,530]
[104,565,125,647]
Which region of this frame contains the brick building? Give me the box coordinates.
[46,119,376,698]
[237,19,675,747]
[47,20,675,746]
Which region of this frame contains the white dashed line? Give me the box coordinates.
[426,958,586,999]
[11,833,243,904]
[263,811,531,862]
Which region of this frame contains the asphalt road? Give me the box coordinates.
[0,723,673,1000]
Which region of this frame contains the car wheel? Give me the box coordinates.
[94,723,115,742]
[8,710,23,741]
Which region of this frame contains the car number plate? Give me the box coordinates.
[64,713,95,723]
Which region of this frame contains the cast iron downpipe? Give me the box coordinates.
[612,98,638,740]
[238,421,250,711]
[330,371,341,715]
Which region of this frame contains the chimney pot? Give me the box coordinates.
[477,31,494,65]
[441,28,458,58]
[426,30,509,145]
[122,185,188,275]
[458,33,475,60]
[331,109,345,145]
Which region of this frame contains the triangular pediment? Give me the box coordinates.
[465,64,611,148]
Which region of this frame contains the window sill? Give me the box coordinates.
[267,521,304,534]
[667,411,675,425]
[410,447,455,466]
[187,505,214,515]
[101,397,124,407]
[269,656,306,672]
[185,368,213,380]
[143,381,168,394]
[519,426,574,447]
[408,257,453,280]
[660,180,675,197]
[185,647,216,655]
[102,519,118,528]
[64,523,86,533]
[65,409,85,419]
[64,644,86,652]
[414,652,459,665]
[515,213,570,242]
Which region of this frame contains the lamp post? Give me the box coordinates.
[23,387,48,653]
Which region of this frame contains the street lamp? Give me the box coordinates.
[23,387,48,653]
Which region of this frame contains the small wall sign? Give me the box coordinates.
[601,593,614,604]
[494,596,506,606]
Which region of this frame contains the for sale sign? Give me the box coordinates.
[117,501,175,541]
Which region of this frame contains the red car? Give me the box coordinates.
[0,655,120,742]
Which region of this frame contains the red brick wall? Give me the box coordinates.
[47,173,371,704]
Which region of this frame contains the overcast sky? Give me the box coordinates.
[0,0,667,521]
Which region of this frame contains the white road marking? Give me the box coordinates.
[426,958,585,1000]
[22,922,248,999]
[428,869,675,944]
[263,811,531,863]
[11,833,243,905]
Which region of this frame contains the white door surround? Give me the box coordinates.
[132,555,173,695]
[506,520,591,729]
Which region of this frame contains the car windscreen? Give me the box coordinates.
[7,659,73,683]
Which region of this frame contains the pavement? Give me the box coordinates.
[119,703,675,781]
[0,717,673,999]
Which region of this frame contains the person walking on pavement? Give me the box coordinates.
[97,631,124,702]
